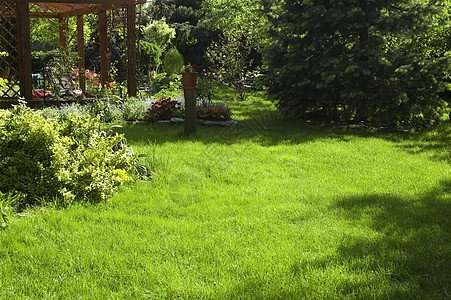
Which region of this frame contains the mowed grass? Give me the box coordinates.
[1,94,450,299]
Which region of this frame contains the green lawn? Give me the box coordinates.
[1,94,450,299]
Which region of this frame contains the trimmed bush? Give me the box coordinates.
[164,48,184,75]
[0,103,136,207]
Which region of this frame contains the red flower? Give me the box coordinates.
[192,64,198,70]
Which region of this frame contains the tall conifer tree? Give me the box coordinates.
[263,0,451,127]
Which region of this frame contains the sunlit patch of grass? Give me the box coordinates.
[1,93,450,299]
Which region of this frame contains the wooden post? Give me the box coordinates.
[77,15,86,93]
[16,1,32,101]
[184,89,197,135]
[98,9,109,87]
[126,3,137,97]
[58,17,68,50]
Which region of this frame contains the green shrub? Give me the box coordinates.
[0,77,7,92]
[0,52,7,92]
[197,77,218,104]
[0,103,136,207]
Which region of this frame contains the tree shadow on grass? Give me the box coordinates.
[393,121,451,165]
[113,93,355,146]
[116,117,354,148]
[115,105,450,166]
[331,180,451,298]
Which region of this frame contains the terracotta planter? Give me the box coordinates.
[182,72,198,90]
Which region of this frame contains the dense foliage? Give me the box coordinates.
[0,104,136,208]
[263,0,451,127]
[12,0,451,128]
[206,32,256,101]
[144,0,210,67]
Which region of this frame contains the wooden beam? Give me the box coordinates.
[126,3,137,97]
[44,3,72,11]
[4,1,146,18]
[77,15,86,93]
[58,4,113,18]
[3,5,115,18]
[16,2,33,101]
[2,12,55,18]
[99,9,109,86]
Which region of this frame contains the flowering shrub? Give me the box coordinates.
[0,103,137,207]
[146,97,182,120]
[197,103,232,121]
[71,68,118,98]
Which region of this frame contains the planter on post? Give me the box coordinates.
[182,72,198,90]
[182,72,198,136]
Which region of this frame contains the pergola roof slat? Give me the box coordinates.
[5,1,146,18]
[58,5,114,18]
[12,0,138,4]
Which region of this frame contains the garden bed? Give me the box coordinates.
[0,98,90,109]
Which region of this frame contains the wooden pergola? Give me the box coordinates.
[2,0,145,101]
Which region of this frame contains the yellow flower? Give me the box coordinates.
[169,82,174,86]
[115,169,129,181]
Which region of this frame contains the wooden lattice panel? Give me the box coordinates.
[0,0,20,99]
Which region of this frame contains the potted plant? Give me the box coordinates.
[182,64,198,90]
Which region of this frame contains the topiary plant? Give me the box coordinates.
[164,48,184,75]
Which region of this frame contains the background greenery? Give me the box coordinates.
[26,0,451,127]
